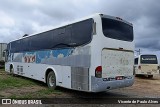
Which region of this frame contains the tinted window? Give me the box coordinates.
[102,18,133,41]
[21,37,29,51]
[10,40,22,53]
[71,19,93,46]
[29,30,54,51]
[140,55,158,64]
[134,58,138,65]
[52,26,71,48]
[10,18,93,53]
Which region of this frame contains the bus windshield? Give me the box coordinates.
[140,55,158,64]
[102,17,133,41]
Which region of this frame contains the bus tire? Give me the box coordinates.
[10,65,14,76]
[148,75,153,78]
[47,71,56,90]
[135,74,138,77]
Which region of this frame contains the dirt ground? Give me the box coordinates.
[1,73,160,98]
[0,70,160,106]
[111,75,160,98]
[54,75,160,98]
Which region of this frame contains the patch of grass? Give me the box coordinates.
[9,95,18,99]
[0,68,5,71]
[0,75,37,90]
[0,94,5,97]
[37,88,62,95]
[0,70,63,98]
[9,89,62,98]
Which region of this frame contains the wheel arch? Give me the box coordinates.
[45,67,57,83]
[9,63,14,71]
[10,64,13,68]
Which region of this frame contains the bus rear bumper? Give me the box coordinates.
[91,76,134,92]
[136,72,159,75]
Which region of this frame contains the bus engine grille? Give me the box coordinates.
[71,67,89,91]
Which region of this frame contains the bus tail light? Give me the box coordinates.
[95,66,102,78]
[138,66,141,70]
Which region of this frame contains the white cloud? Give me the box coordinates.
[0,11,15,27]
[31,22,54,33]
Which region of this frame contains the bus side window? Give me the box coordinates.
[134,58,138,65]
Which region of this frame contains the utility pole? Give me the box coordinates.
[135,49,141,56]
[138,49,141,55]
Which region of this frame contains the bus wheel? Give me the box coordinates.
[10,66,14,76]
[148,75,153,78]
[135,74,138,77]
[47,71,56,89]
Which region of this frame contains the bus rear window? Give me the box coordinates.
[102,18,133,41]
[140,55,158,64]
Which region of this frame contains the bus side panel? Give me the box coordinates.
[5,46,91,91]
[61,66,71,88]
[5,61,69,87]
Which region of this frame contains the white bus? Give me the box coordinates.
[134,54,159,78]
[5,13,134,92]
